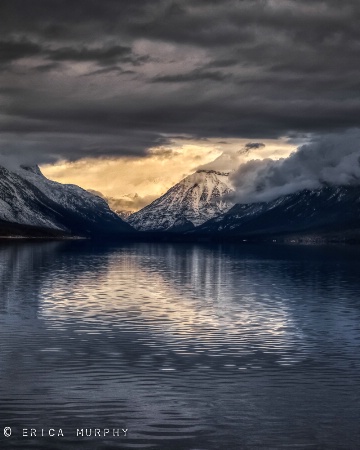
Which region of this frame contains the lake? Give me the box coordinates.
[1,241,360,450]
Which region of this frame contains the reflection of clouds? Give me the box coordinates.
[149,244,360,363]
[0,242,114,318]
[1,242,360,366]
[0,244,215,446]
[2,242,360,450]
[121,244,303,357]
[37,244,304,362]
[38,243,360,367]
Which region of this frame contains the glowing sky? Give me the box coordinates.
[42,137,294,207]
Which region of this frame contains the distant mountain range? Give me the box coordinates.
[87,189,137,220]
[121,171,359,241]
[0,165,133,238]
[128,170,234,231]
[1,164,359,242]
[194,185,360,240]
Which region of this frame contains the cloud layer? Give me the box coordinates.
[229,130,360,203]
[1,0,360,163]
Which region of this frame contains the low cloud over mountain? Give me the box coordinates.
[229,130,360,203]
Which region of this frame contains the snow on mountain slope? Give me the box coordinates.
[0,165,133,236]
[196,185,360,236]
[128,170,234,231]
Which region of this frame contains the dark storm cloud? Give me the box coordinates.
[244,143,265,151]
[0,39,143,68]
[229,130,360,203]
[152,69,230,83]
[0,39,41,64]
[33,62,61,73]
[0,130,171,166]
[83,67,136,77]
[48,44,132,66]
[1,0,360,163]
[237,142,265,156]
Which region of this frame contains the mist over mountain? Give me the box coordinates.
[196,185,360,238]
[87,189,157,220]
[228,130,360,204]
[1,130,360,241]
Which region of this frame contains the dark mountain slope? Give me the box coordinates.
[0,165,134,237]
[196,186,360,237]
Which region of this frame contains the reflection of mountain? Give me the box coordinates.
[2,245,360,449]
[0,241,113,318]
[2,241,359,360]
[19,242,287,351]
[0,242,62,317]
[0,165,133,237]
[127,243,360,362]
[124,244,299,351]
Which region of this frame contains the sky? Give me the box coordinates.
[1,0,360,206]
[42,137,293,204]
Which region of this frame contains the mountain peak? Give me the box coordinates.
[0,164,133,237]
[128,170,234,231]
[196,169,231,176]
[20,165,44,177]
[196,184,360,238]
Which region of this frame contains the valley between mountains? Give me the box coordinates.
[0,164,359,243]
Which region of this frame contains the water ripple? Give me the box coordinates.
[1,242,360,449]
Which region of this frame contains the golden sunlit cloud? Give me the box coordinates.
[41,137,295,212]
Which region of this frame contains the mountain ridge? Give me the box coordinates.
[128,169,234,231]
[194,185,360,238]
[0,165,133,237]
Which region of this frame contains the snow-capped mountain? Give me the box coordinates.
[128,170,234,231]
[196,185,360,237]
[0,165,133,237]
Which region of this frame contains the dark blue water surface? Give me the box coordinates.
[1,241,360,450]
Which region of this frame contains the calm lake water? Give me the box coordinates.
[1,241,360,450]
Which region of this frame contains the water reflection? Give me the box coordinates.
[0,242,360,449]
[36,243,360,367]
[0,242,61,317]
